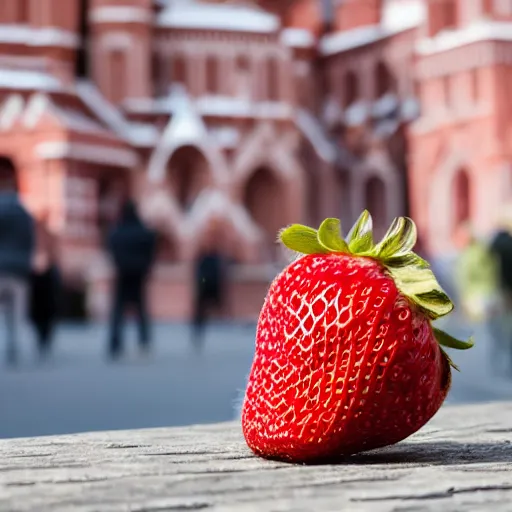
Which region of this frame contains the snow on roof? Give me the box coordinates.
[89,6,152,24]
[157,1,280,33]
[321,25,382,55]
[209,126,241,149]
[0,68,64,92]
[35,141,138,168]
[161,93,293,119]
[0,25,78,48]
[296,109,337,163]
[322,96,343,127]
[281,28,315,48]
[321,0,424,56]
[372,92,399,118]
[400,97,420,121]
[416,20,512,55]
[381,0,426,33]
[0,94,24,130]
[344,101,370,126]
[76,81,158,147]
[21,93,115,138]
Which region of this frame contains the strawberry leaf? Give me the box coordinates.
[374,217,417,259]
[384,252,430,269]
[433,327,474,350]
[317,218,349,253]
[347,210,374,254]
[387,266,454,319]
[279,224,328,255]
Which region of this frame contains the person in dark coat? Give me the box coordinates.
[488,228,512,373]
[0,185,35,364]
[490,229,512,295]
[191,219,227,351]
[107,200,157,360]
[29,215,61,359]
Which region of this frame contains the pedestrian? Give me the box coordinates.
[29,214,61,359]
[488,225,512,373]
[107,199,157,360]
[0,169,35,365]
[191,218,227,352]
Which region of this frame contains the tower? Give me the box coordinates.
[0,0,81,85]
[408,0,512,256]
[88,0,153,105]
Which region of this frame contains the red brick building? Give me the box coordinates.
[0,0,497,320]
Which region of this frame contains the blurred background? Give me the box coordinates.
[2,0,512,439]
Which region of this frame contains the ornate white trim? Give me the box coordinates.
[147,88,229,187]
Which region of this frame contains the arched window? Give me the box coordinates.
[344,70,359,108]
[469,68,479,102]
[15,0,29,23]
[172,55,187,86]
[443,75,451,107]
[205,56,220,94]
[244,166,284,259]
[267,58,280,101]
[0,156,17,192]
[453,168,471,226]
[109,49,126,103]
[365,175,387,237]
[375,61,393,98]
[166,145,210,210]
[442,0,457,28]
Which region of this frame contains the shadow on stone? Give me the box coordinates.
[342,440,512,466]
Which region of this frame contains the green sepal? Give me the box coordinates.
[374,217,417,259]
[433,327,474,351]
[384,252,430,269]
[347,210,374,254]
[279,224,327,255]
[387,266,454,320]
[317,218,349,253]
[439,346,460,372]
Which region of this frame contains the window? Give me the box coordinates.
[15,0,29,23]
[172,55,187,86]
[443,1,457,28]
[205,56,220,94]
[344,70,359,108]
[110,50,126,103]
[469,68,479,102]
[443,75,451,107]
[267,58,280,101]
[365,176,387,238]
[75,0,89,78]
[152,52,169,97]
[454,169,471,226]
[375,61,394,98]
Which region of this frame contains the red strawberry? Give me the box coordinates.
[241,211,473,463]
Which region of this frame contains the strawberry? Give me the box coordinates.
[241,211,473,463]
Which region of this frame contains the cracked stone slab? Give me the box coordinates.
[1,402,512,511]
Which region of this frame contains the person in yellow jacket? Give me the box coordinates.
[454,225,499,323]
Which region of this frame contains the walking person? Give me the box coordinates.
[489,226,512,373]
[191,219,227,352]
[107,200,157,360]
[0,175,35,365]
[29,214,61,360]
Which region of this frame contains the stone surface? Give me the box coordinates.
[1,402,512,511]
